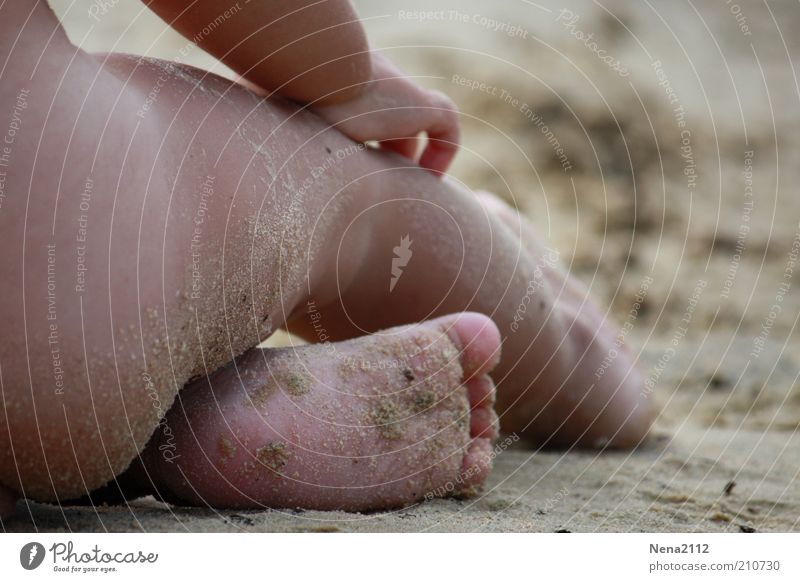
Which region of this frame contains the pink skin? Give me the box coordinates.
[143,1,459,176]
[134,313,500,511]
[313,53,461,175]
[236,52,460,175]
[0,4,652,515]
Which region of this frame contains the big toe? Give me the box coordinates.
[424,312,501,380]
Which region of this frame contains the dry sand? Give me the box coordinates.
[5,0,798,532]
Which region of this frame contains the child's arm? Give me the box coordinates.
[144,0,459,175]
[145,0,369,105]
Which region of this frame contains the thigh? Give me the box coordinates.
[0,14,377,500]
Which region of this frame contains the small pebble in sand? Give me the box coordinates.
[710,512,731,523]
[723,480,736,496]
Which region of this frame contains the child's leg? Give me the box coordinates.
[0,2,650,511]
[0,3,499,508]
[284,174,652,448]
[136,166,651,509]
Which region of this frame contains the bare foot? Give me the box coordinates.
[134,313,501,511]
[475,190,653,448]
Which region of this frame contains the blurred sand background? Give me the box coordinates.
[8,0,799,532]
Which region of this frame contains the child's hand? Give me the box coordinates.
[312,53,460,176]
[144,1,460,174]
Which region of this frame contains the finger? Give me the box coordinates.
[418,92,461,176]
[379,136,421,161]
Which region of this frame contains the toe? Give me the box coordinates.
[470,406,499,441]
[467,375,496,408]
[466,376,498,440]
[435,312,501,380]
[459,437,494,492]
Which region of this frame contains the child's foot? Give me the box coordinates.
[135,313,501,511]
[474,190,652,448]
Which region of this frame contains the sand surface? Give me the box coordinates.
[5,0,799,532]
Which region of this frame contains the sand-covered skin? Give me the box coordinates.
[4,0,796,531]
[5,335,797,532]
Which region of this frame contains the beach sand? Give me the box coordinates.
[5,0,798,532]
